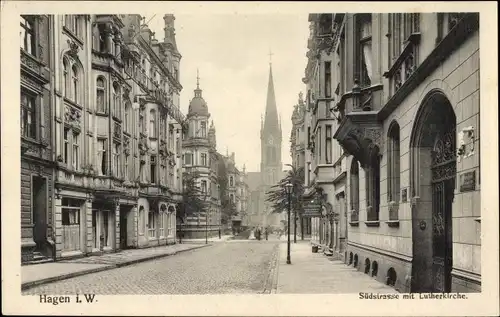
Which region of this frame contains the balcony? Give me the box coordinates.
[333,80,384,167]
[20,49,49,85]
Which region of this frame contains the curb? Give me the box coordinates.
[262,244,280,294]
[21,244,211,291]
[270,244,281,294]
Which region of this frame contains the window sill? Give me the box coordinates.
[95,112,109,117]
[364,221,380,227]
[62,26,84,47]
[349,221,360,227]
[385,220,400,227]
[384,33,421,78]
[112,116,122,123]
[474,217,481,223]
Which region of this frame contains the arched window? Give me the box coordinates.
[112,82,120,118]
[366,150,381,221]
[387,122,401,221]
[124,101,131,133]
[96,77,106,113]
[72,64,79,103]
[350,159,360,222]
[149,109,156,137]
[63,57,70,98]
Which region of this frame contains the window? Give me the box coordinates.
[112,82,120,118]
[113,142,120,178]
[139,161,145,182]
[387,122,401,220]
[21,92,36,139]
[62,207,80,225]
[324,61,332,98]
[72,131,80,170]
[124,149,129,180]
[184,152,192,165]
[148,209,156,238]
[317,127,322,163]
[357,14,372,87]
[124,102,130,133]
[150,155,157,183]
[71,65,79,103]
[64,128,70,164]
[201,153,207,166]
[350,160,360,222]
[229,176,234,187]
[366,152,381,221]
[64,15,79,37]
[200,121,207,138]
[20,16,36,55]
[97,139,107,175]
[201,180,207,194]
[391,13,420,61]
[63,58,70,98]
[138,206,145,235]
[325,125,332,164]
[139,111,144,134]
[96,77,106,113]
[149,110,156,137]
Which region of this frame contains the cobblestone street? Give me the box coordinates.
[23,241,280,295]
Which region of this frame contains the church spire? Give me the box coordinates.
[264,61,279,132]
[194,68,202,98]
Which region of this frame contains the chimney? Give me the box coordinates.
[163,14,175,43]
[231,152,235,162]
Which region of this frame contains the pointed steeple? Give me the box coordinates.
[264,63,279,132]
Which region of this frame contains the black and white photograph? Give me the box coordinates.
[2,1,498,316]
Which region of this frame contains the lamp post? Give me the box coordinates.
[285,182,293,265]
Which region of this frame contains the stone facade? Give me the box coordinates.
[31,14,187,262]
[20,15,55,263]
[300,13,480,293]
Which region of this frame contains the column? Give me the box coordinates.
[114,31,122,62]
[104,23,114,54]
[114,199,120,250]
[131,204,138,247]
[54,194,63,259]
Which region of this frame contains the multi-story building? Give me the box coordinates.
[181,76,222,239]
[302,14,349,259]
[47,14,185,261]
[290,92,312,238]
[302,13,480,293]
[20,15,54,263]
[239,165,251,227]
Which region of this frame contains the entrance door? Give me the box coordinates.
[32,176,47,249]
[431,129,455,293]
[120,208,128,249]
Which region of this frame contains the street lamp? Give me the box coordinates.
[285,181,293,265]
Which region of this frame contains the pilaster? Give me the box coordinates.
[114,198,120,250]
[54,193,63,258]
[85,195,93,253]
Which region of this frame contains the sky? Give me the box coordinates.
[147,14,310,173]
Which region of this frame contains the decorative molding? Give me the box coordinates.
[67,39,80,58]
[64,105,82,129]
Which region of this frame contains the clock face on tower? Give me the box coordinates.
[268,136,274,145]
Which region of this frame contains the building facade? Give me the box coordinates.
[181,76,222,239]
[20,14,54,263]
[302,14,349,259]
[24,14,186,263]
[301,13,480,293]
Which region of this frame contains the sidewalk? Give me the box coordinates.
[180,234,233,244]
[22,243,209,290]
[274,241,398,294]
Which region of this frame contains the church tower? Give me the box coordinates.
[260,61,282,186]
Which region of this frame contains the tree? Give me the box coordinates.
[177,171,205,243]
[265,164,305,241]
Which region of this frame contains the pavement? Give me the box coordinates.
[275,241,398,294]
[22,241,279,295]
[21,243,210,290]
[179,234,233,244]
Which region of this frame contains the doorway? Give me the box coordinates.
[410,90,456,293]
[120,207,130,249]
[32,176,47,250]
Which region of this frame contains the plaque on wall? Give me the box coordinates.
[401,188,408,202]
[460,171,476,192]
